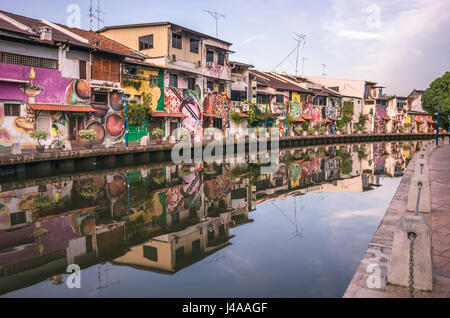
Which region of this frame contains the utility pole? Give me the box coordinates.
[302,57,307,77]
[203,10,225,38]
[321,64,327,77]
[293,33,305,77]
[89,0,103,31]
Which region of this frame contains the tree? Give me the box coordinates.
[337,100,354,130]
[422,72,450,129]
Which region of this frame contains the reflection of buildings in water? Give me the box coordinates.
[0,141,425,294]
[113,214,232,273]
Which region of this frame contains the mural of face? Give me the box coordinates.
[203,92,230,130]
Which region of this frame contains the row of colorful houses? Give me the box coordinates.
[0,10,436,149]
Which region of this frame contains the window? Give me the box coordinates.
[169,74,178,88]
[4,103,20,116]
[124,65,138,77]
[1,52,57,69]
[313,96,326,106]
[79,60,86,79]
[218,82,225,93]
[206,50,214,63]
[190,39,199,53]
[213,118,223,129]
[257,94,270,105]
[143,245,158,261]
[206,81,214,91]
[175,246,185,263]
[192,239,201,256]
[10,212,26,226]
[150,75,158,87]
[217,53,224,66]
[187,78,195,90]
[172,33,182,49]
[139,35,153,51]
[93,93,108,105]
[231,90,246,101]
[276,94,284,103]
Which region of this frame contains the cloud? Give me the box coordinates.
[336,30,384,40]
[237,34,266,46]
[322,0,450,94]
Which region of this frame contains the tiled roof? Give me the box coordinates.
[29,104,96,112]
[59,25,145,58]
[0,11,91,49]
[250,70,312,93]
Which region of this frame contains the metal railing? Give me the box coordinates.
[408,180,422,298]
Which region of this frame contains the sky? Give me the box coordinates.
[2,0,449,96]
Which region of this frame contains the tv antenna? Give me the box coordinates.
[293,33,306,77]
[321,64,327,77]
[89,0,104,31]
[203,10,225,38]
[302,57,307,77]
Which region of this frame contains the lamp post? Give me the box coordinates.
[436,96,440,147]
[122,94,129,147]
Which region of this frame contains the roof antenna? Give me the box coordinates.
[203,10,225,38]
[89,0,104,31]
[321,64,327,77]
[293,33,305,77]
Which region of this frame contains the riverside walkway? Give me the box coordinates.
[344,142,450,297]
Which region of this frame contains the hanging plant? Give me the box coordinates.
[122,103,151,126]
[123,78,142,91]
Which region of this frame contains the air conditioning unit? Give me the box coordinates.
[242,103,249,112]
[196,60,202,67]
[171,54,177,61]
[206,61,213,68]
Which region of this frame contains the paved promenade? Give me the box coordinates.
[429,145,450,297]
[344,143,450,298]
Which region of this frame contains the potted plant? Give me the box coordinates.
[29,130,48,153]
[319,126,326,135]
[151,128,164,144]
[80,184,100,198]
[307,127,315,136]
[152,174,165,184]
[294,125,303,136]
[79,129,97,149]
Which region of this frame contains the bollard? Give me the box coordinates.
[417,150,428,160]
[444,136,449,145]
[431,139,437,149]
[414,159,429,176]
[63,140,72,151]
[407,174,431,213]
[438,137,443,147]
[387,215,432,291]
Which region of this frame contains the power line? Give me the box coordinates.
[203,10,225,38]
[302,57,307,77]
[271,45,298,72]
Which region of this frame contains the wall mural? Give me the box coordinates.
[375,103,388,133]
[164,84,230,136]
[290,92,303,118]
[302,103,321,121]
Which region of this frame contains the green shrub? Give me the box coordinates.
[294,125,303,134]
[29,130,48,145]
[79,129,97,142]
[152,175,165,184]
[81,184,100,198]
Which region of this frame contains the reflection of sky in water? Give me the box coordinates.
[4,177,400,298]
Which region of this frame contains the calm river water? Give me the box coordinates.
[0,141,423,297]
